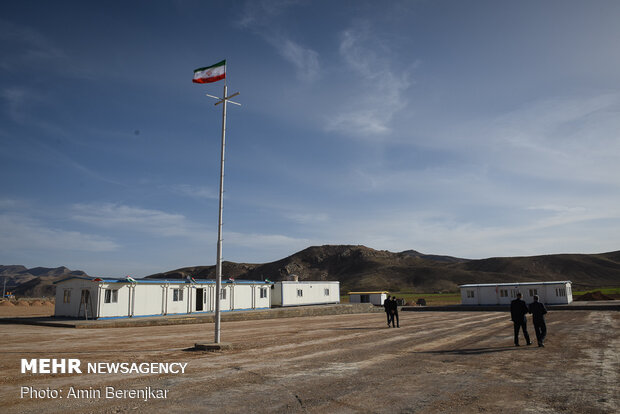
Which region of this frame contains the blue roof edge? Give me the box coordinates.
[459,281,572,288]
[54,276,272,285]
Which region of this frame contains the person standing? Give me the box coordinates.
[510,292,531,346]
[389,297,400,328]
[383,295,393,327]
[388,296,400,328]
[528,295,548,347]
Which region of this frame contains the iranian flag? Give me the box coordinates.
[193,60,226,84]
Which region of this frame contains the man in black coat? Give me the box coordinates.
[528,295,548,347]
[383,295,393,327]
[390,297,400,328]
[510,292,531,346]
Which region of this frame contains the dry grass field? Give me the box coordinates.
[0,308,618,413]
[0,299,54,317]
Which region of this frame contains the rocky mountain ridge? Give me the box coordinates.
[145,245,620,292]
[3,245,620,297]
[0,265,87,297]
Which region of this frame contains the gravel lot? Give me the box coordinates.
[1,310,618,413]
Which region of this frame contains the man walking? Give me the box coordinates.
[392,296,400,328]
[389,297,400,328]
[384,295,393,327]
[529,295,548,347]
[510,292,531,346]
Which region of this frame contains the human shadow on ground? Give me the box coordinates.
[329,327,386,331]
[417,346,526,355]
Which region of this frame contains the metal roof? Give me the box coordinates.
[54,276,271,285]
[277,281,339,284]
[459,281,571,288]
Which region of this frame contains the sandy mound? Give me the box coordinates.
[15,301,30,307]
[30,300,43,306]
[574,291,614,301]
[0,301,15,307]
[42,301,54,306]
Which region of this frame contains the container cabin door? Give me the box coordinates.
[78,289,92,319]
[196,288,204,311]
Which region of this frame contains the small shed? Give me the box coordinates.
[54,276,271,319]
[348,291,388,306]
[459,281,573,305]
[270,281,340,307]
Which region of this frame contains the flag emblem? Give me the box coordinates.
[193,60,226,84]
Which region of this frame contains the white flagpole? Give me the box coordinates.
[194,68,239,350]
[214,83,227,344]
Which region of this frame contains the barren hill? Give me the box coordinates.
[4,246,620,297]
[145,245,620,292]
[0,266,88,297]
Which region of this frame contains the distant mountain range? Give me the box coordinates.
[0,265,87,297]
[145,245,620,292]
[3,245,620,297]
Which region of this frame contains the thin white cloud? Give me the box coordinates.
[224,230,314,263]
[325,25,415,138]
[423,92,620,185]
[237,0,320,82]
[2,87,30,123]
[284,212,329,225]
[311,202,620,260]
[0,212,118,253]
[227,231,311,249]
[278,38,320,82]
[71,203,207,239]
[0,18,65,71]
[526,205,587,214]
[237,0,300,29]
[166,184,218,200]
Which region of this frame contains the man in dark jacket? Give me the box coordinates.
[389,297,400,328]
[383,295,393,327]
[528,295,548,347]
[510,292,531,346]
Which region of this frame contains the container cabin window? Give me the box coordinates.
[529,288,538,297]
[63,289,71,304]
[555,288,566,297]
[221,289,227,300]
[466,290,475,298]
[173,288,184,302]
[297,289,303,297]
[104,289,118,303]
[500,289,508,297]
[324,288,330,296]
[259,288,267,298]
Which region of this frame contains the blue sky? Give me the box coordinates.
[1,0,620,277]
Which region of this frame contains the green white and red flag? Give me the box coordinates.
[193,60,226,84]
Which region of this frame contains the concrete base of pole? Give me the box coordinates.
[194,342,233,351]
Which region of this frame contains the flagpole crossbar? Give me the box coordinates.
[206,92,241,106]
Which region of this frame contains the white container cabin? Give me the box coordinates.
[270,281,340,307]
[348,291,388,306]
[54,276,271,319]
[459,281,573,305]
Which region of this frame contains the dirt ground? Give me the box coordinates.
[0,310,617,414]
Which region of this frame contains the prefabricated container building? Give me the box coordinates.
[459,281,573,305]
[54,276,271,319]
[270,281,340,307]
[348,291,388,306]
